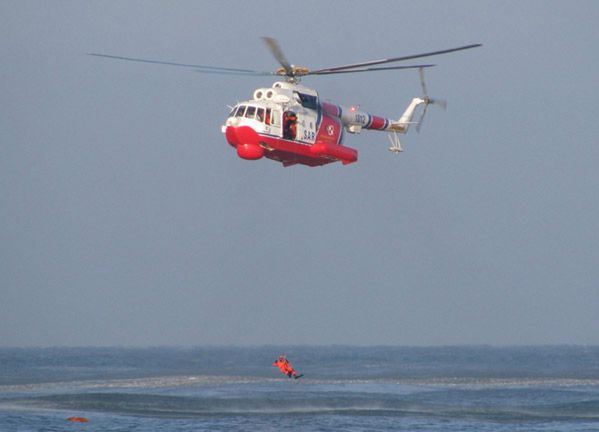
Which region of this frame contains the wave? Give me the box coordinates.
[3,373,599,422]
[4,390,599,422]
[0,375,271,394]
[3,374,599,394]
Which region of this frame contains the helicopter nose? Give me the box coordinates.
[226,126,264,160]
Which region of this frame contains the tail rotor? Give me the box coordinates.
[416,67,446,132]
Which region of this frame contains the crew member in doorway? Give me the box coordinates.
[283,112,297,140]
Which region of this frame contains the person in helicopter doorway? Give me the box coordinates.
[283,111,297,140]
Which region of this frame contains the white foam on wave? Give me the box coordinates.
[3,375,599,395]
[395,377,599,388]
[0,375,277,393]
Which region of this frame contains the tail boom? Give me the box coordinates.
[322,98,426,135]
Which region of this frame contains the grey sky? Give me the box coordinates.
[2,1,598,346]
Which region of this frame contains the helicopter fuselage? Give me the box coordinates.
[222,81,407,167]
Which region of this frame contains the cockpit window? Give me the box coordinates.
[245,106,256,119]
[256,108,265,123]
[234,105,246,117]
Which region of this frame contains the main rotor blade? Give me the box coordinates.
[310,64,436,75]
[261,37,294,76]
[311,43,482,73]
[88,53,274,76]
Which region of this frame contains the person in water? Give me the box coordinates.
[273,355,302,379]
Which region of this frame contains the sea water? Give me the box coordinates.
[1,346,599,431]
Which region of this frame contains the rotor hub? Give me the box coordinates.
[275,66,310,82]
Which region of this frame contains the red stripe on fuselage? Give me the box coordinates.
[368,115,387,130]
[256,132,337,167]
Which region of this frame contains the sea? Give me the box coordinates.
[1,346,599,431]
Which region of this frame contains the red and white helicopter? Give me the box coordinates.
[90,38,480,167]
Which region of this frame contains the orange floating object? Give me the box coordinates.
[67,416,89,423]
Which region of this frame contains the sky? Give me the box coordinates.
[2,1,598,347]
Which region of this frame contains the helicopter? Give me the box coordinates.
[89,38,481,167]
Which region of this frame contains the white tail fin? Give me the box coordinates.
[391,97,426,133]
